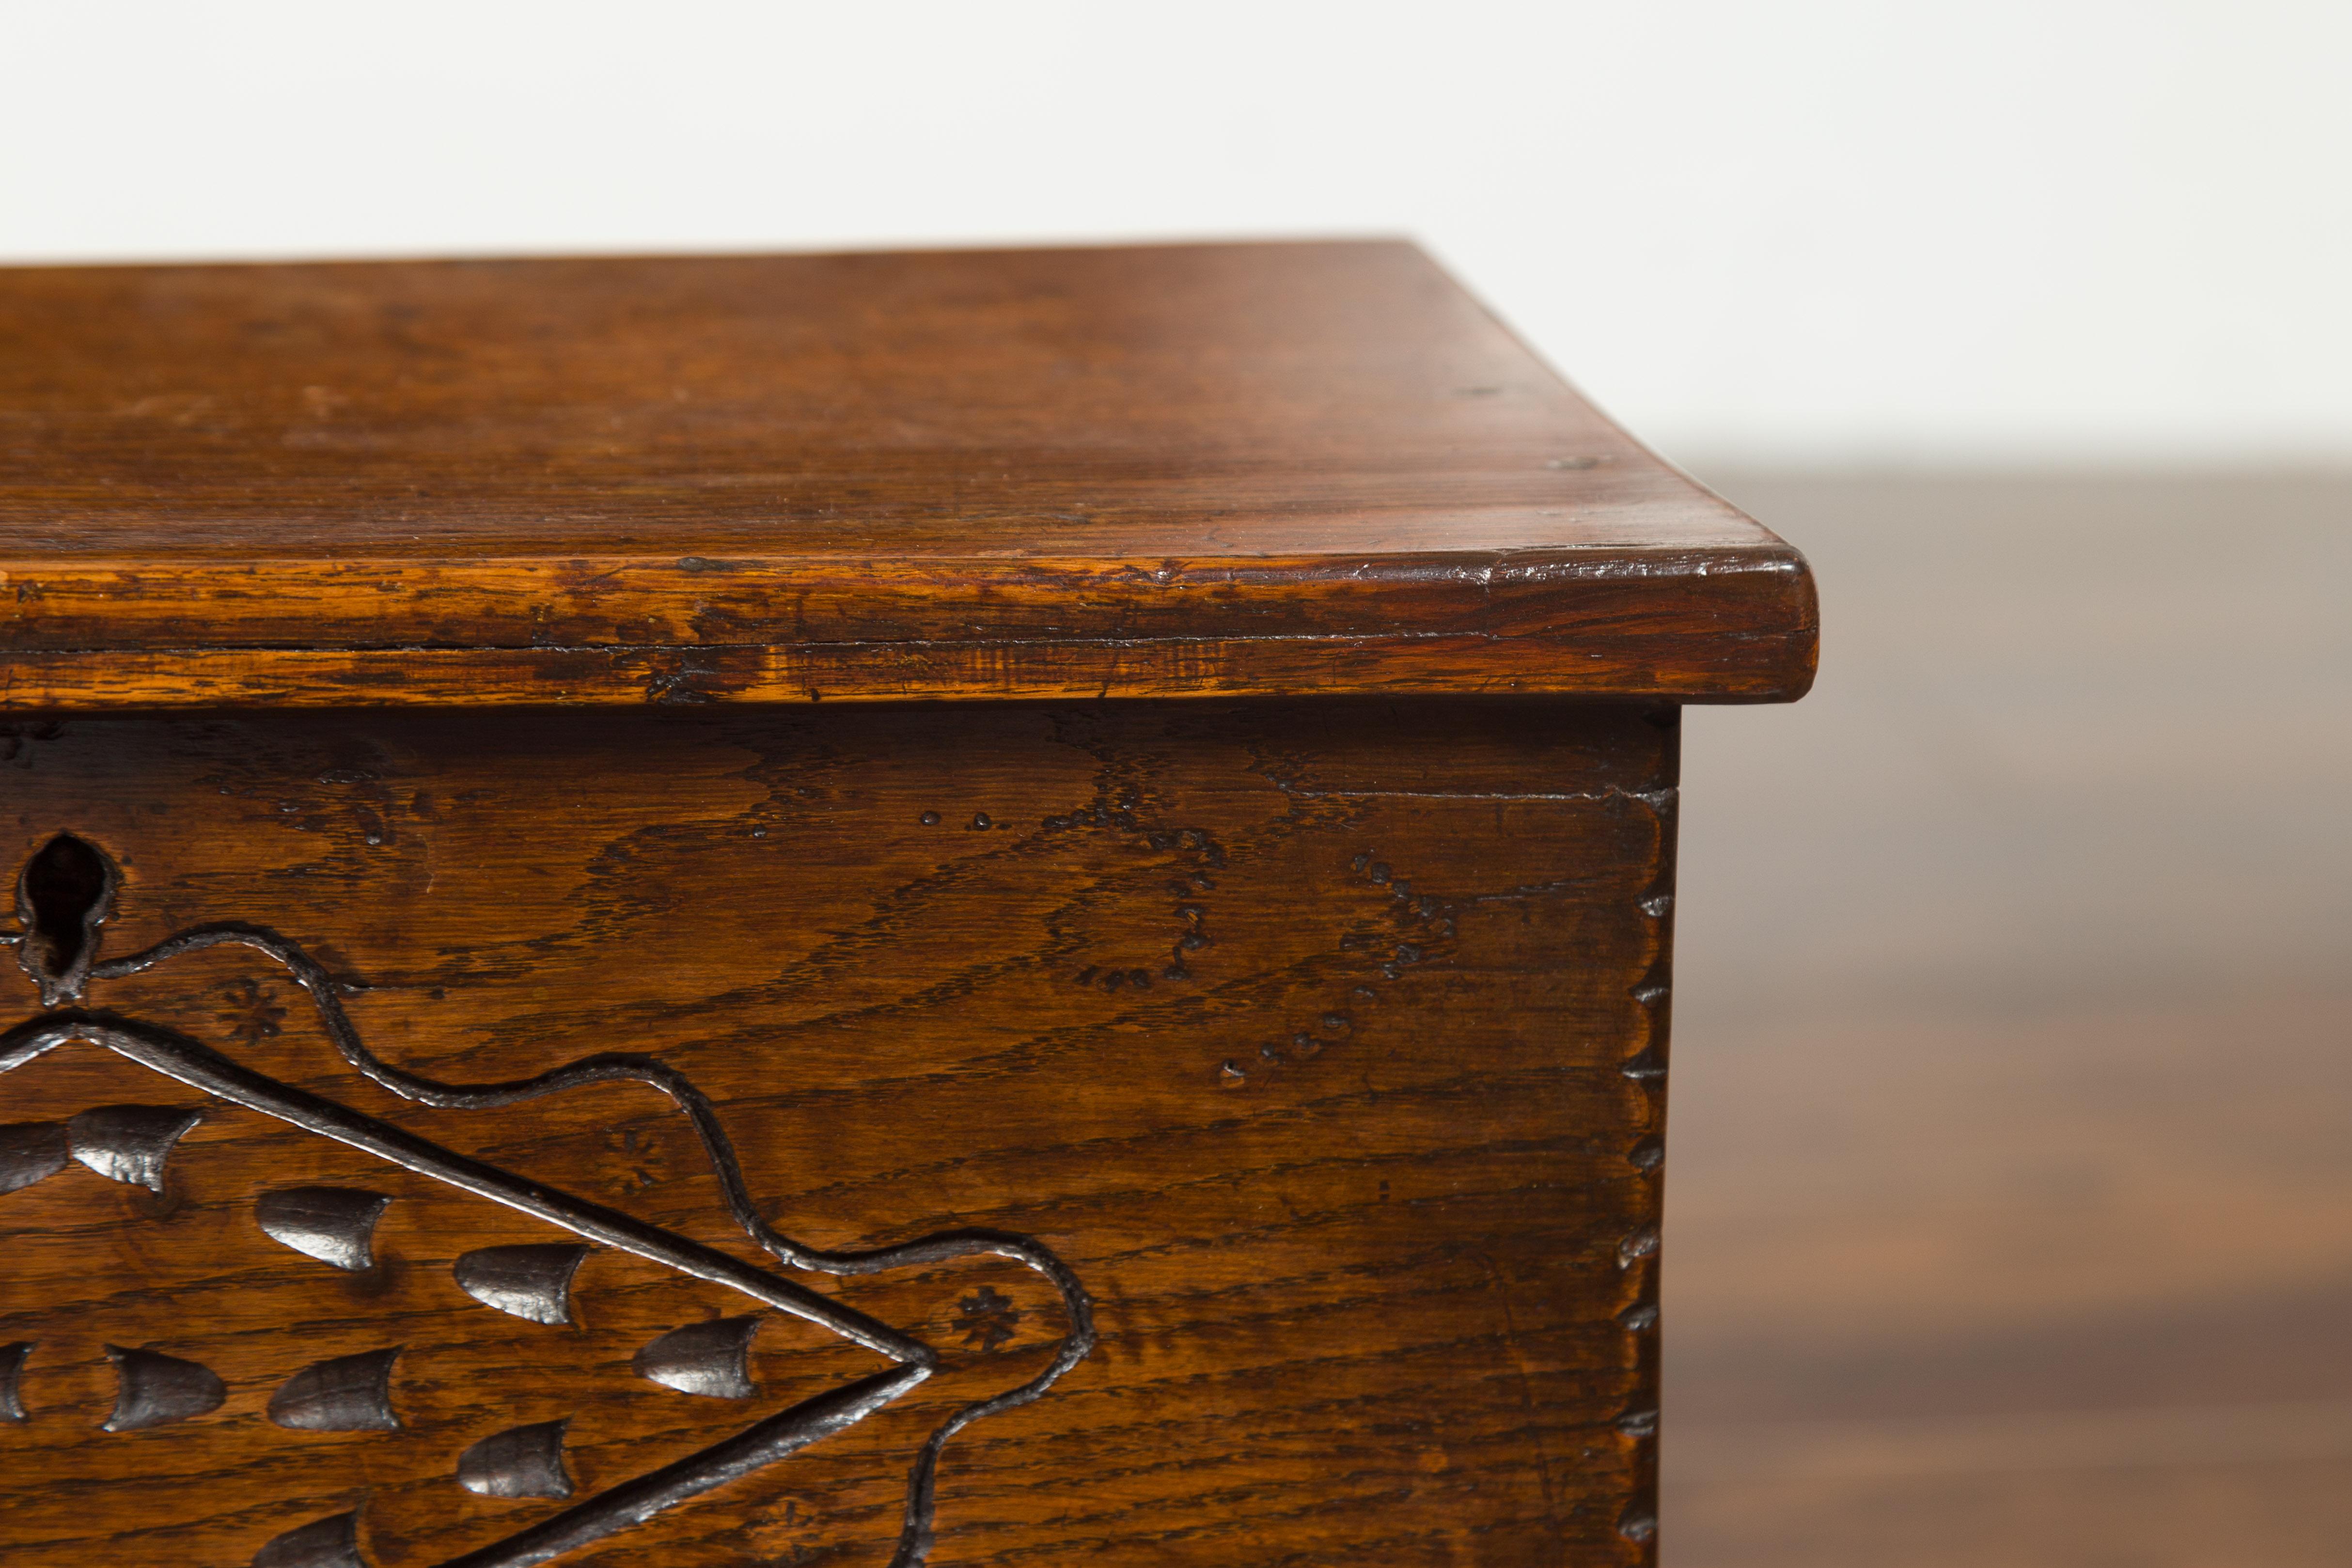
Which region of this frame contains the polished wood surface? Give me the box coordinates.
[1662,471,2352,1567]
[0,697,1675,1567]
[0,244,1816,1566]
[0,243,1814,709]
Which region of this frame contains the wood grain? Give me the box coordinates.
[1658,469,2351,1568]
[0,697,1676,1567]
[0,243,1814,709]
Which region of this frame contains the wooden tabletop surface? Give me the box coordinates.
[0,242,1813,710]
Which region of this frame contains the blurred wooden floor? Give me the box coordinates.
[1663,472,2352,1567]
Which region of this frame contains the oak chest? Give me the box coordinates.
[0,242,1815,1567]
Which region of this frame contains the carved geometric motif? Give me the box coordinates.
[0,834,1095,1568]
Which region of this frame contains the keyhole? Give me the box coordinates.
[17,832,116,1004]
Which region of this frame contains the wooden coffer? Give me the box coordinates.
[0,243,1816,1567]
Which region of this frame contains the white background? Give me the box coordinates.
[4,0,2347,467]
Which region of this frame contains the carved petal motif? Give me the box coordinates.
[0,1341,31,1422]
[251,1512,365,1568]
[633,1316,762,1399]
[268,1348,402,1433]
[256,1188,393,1272]
[102,1345,227,1432]
[67,1105,203,1193]
[0,1123,69,1195]
[457,1418,575,1500]
[453,1244,591,1326]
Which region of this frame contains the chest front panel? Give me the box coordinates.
[0,698,1672,1568]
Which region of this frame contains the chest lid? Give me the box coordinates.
[0,241,1813,710]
